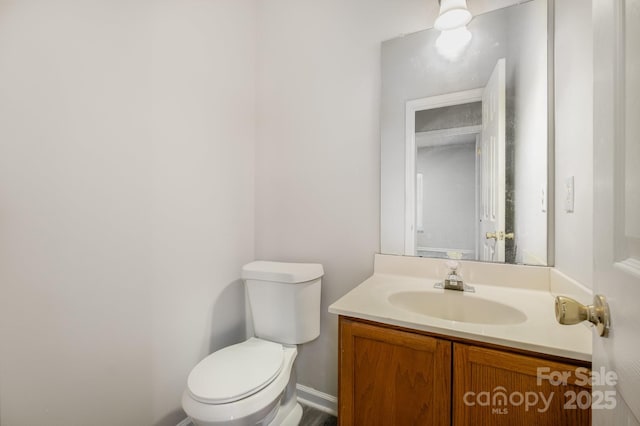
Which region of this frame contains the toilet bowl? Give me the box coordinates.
[182,261,323,426]
[182,338,300,426]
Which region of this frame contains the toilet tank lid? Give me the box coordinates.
[241,261,324,284]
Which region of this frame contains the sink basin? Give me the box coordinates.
[388,291,527,325]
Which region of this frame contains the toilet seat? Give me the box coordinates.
[183,343,298,426]
[187,338,284,404]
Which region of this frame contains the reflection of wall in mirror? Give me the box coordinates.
[416,144,476,259]
[415,102,482,259]
[507,0,548,265]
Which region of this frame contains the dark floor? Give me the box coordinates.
[300,403,337,426]
[183,403,337,425]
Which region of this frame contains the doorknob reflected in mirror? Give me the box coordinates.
[555,295,611,337]
[485,231,514,241]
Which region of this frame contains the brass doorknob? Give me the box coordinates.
[485,232,498,240]
[555,295,610,337]
[504,232,514,240]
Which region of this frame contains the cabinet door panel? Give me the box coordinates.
[339,318,451,426]
[453,343,591,426]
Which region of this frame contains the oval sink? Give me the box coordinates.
[388,291,527,325]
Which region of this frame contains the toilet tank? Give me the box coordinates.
[241,261,324,345]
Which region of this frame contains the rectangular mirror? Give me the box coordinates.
[380,0,553,265]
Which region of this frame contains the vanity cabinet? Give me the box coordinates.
[453,344,591,426]
[339,317,591,426]
[339,317,451,425]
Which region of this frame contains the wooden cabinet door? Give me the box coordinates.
[453,343,591,426]
[339,317,451,426]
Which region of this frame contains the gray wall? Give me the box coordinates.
[416,102,482,131]
[416,143,477,255]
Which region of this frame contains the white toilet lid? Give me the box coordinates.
[187,337,284,404]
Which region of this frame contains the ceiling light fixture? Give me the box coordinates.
[434,0,472,31]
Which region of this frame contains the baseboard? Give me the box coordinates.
[176,417,192,426]
[296,383,338,416]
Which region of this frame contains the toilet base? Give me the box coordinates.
[268,358,302,425]
[270,402,302,426]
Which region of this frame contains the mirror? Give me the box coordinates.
[380,0,552,265]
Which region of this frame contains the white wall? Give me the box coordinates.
[254,0,430,398]
[0,1,256,425]
[554,0,594,288]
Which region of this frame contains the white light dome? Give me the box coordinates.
[434,0,472,31]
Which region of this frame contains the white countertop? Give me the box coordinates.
[329,272,593,362]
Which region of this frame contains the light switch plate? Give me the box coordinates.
[565,176,575,213]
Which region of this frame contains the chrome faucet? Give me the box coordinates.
[434,260,475,292]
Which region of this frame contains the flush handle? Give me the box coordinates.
[554,295,610,337]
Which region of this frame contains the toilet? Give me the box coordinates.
[182,261,324,426]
